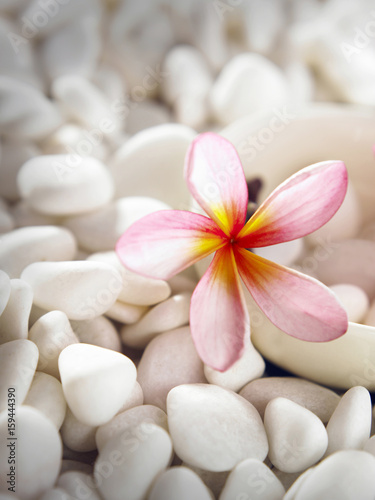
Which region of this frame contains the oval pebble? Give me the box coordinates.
[61,407,97,453]
[0,226,77,278]
[70,316,121,352]
[329,284,369,323]
[96,404,168,452]
[148,466,213,500]
[0,339,39,412]
[59,343,137,426]
[17,155,114,216]
[21,260,122,320]
[105,301,149,324]
[325,386,372,456]
[64,196,170,252]
[0,406,62,500]
[121,293,191,348]
[219,458,285,500]
[204,341,265,393]
[57,471,102,500]
[28,311,79,378]
[95,423,173,500]
[239,377,340,423]
[264,397,328,473]
[0,278,33,344]
[167,383,268,472]
[137,326,206,411]
[24,372,67,429]
[0,269,11,316]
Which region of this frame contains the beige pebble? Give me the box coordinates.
[57,471,102,500]
[10,201,60,228]
[126,100,171,135]
[0,278,33,344]
[60,407,97,453]
[116,381,144,414]
[148,466,214,500]
[70,316,121,352]
[0,269,11,316]
[105,300,149,324]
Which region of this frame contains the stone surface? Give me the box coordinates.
[105,300,149,324]
[264,397,328,473]
[70,316,121,352]
[329,284,369,323]
[57,471,102,500]
[95,423,173,500]
[148,466,213,500]
[167,384,268,472]
[0,269,11,316]
[126,100,171,135]
[60,407,97,453]
[10,201,60,228]
[0,278,33,344]
[183,464,228,500]
[363,436,375,457]
[0,226,77,278]
[121,293,191,348]
[21,261,122,320]
[325,386,372,456]
[0,339,39,412]
[116,381,144,414]
[59,343,137,426]
[17,155,114,216]
[254,238,304,267]
[137,326,206,411]
[239,377,340,423]
[0,406,62,500]
[29,311,79,379]
[219,458,285,500]
[24,372,67,429]
[96,404,168,451]
[38,487,75,500]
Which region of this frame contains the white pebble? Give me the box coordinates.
[0,226,77,278]
[0,279,33,344]
[70,316,121,352]
[363,436,375,457]
[17,155,114,216]
[28,311,79,379]
[24,372,66,430]
[21,260,122,320]
[0,339,38,412]
[167,383,268,472]
[0,269,11,316]
[38,487,73,500]
[168,274,197,295]
[0,406,62,499]
[57,471,102,500]
[325,386,372,456]
[116,381,144,414]
[59,343,137,426]
[254,238,304,267]
[105,301,148,324]
[60,407,97,453]
[121,293,191,348]
[329,284,369,323]
[264,397,328,473]
[148,466,213,500]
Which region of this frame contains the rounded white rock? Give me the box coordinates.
[60,407,97,453]
[59,343,137,426]
[21,260,122,320]
[329,284,369,323]
[0,269,11,316]
[264,397,328,473]
[148,466,213,500]
[0,278,33,344]
[57,471,102,500]
[105,301,149,324]
[167,383,268,472]
[17,155,114,216]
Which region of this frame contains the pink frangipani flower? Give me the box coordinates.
[116,132,349,371]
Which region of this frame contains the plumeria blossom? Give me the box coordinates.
[116,132,349,371]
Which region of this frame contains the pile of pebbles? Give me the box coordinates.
[1,0,375,499]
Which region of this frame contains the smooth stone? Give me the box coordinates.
[21,261,122,320]
[0,76,62,140]
[282,467,316,500]
[60,460,93,475]
[148,466,213,500]
[0,269,11,315]
[329,284,369,323]
[264,398,328,473]
[28,311,79,379]
[182,464,229,500]
[0,226,77,278]
[0,339,39,411]
[0,406,62,500]
[364,299,375,327]
[105,301,149,324]
[0,207,14,233]
[0,278,33,343]
[96,404,168,452]
[121,293,191,348]
[137,326,205,411]
[95,424,173,500]
[254,238,304,267]
[108,124,195,208]
[314,239,375,300]
[61,407,97,453]
[87,251,171,306]
[64,196,170,252]
[24,372,67,429]
[210,53,289,126]
[239,377,340,423]
[292,450,375,500]
[363,436,375,457]
[17,155,114,216]
[167,384,268,472]
[306,181,362,244]
[70,316,121,352]
[219,458,285,500]
[10,201,60,228]
[59,343,137,426]
[116,381,144,414]
[39,487,74,500]
[204,341,265,393]
[57,471,102,500]
[168,274,197,295]
[325,386,372,456]
[126,100,171,135]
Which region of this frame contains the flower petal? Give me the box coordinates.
[235,247,348,341]
[237,161,348,248]
[116,210,227,280]
[190,245,249,371]
[184,132,248,236]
